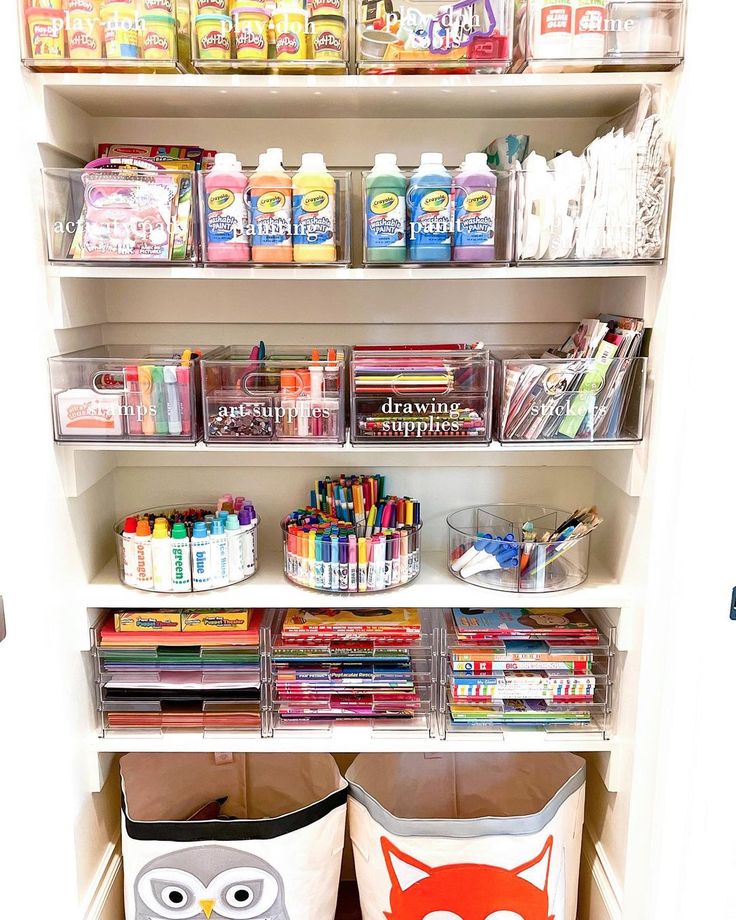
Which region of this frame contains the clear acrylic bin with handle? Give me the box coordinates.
[447,504,594,593]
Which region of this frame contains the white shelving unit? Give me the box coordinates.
[6,9,731,920]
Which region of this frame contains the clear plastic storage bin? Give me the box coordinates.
[440,608,614,738]
[115,504,259,593]
[201,346,346,444]
[516,0,685,73]
[516,163,670,264]
[357,0,513,73]
[190,0,349,73]
[495,353,647,442]
[49,346,200,443]
[362,167,514,266]
[92,608,269,735]
[42,166,198,264]
[263,607,440,737]
[199,169,351,265]
[350,345,492,444]
[447,504,593,593]
[20,0,191,72]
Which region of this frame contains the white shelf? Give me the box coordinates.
[36,71,675,119]
[48,263,659,281]
[86,550,632,610]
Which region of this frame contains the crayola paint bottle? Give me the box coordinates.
[292,152,336,262]
[453,152,497,262]
[250,151,293,263]
[407,152,452,263]
[365,152,407,263]
[204,152,250,262]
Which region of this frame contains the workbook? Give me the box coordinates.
[452,608,598,642]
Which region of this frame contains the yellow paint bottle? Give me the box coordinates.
[292,152,337,262]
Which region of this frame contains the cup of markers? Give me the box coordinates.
[115,496,259,593]
[281,473,422,594]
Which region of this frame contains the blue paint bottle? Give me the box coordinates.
[407,152,453,262]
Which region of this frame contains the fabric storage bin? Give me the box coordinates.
[121,752,347,920]
[346,751,585,920]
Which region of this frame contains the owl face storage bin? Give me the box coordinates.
[120,752,347,920]
[346,751,585,920]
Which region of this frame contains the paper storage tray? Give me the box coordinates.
[201,346,346,443]
[447,504,592,593]
[494,353,647,443]
[362,168,514,266]
[282,520,422,593]
[114,504,259,593]
[49,346,200,443]
[357,0,513,73]
[19,0,192,72]
[516,0,685,73]
[350,346,492,444]
[42,167,198,264]
[440,608,614,739]
[516,163,671,264]
[199,169,351,265]
[190,2,349,73]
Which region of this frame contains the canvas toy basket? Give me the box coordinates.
[346,751,585,920]
[121,752,347,920]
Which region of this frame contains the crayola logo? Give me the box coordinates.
[301,190,329,213]
[464,190,492,212]
[420,190,449,212]
[371,192,399,214]
[257,191,286,213]
[208,189,235,211]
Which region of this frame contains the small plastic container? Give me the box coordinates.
[114,504,259,593]
[516,0,685,73]
[42,167,198,264]
[447,504,593,593]
[48,346,200,443]
[201,346,346,444]
[263,607,440,737]
[356,0,513,73]
[350,346,492,444]
[516,163,671,263]
[494,353,648,443]
[281,520,422,594]
[19,0,191,71]
[362,165,514,266]
[198,167,352,265]
[191,1,349,72]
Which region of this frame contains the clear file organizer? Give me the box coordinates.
[201,346,346,444]
[516,0,685,73]
[199,170,352,266]
[362,168,514,266]
[515,163,671,264]
[190,1,349,73]
[19,0,191,72]
[350,346,493,444]
[261,607,442,737]
[447,504,592,593]
[91,609,272,737]
[494,351,648,443]
[356,0,513,73]
[438,607,614,739]
[42,167,198,264]
[48,346,200,443]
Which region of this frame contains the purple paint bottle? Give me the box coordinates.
[453,152,497,262]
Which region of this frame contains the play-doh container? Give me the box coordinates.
[272,5,307,59]
[26,8,66,58]
[101,3,141,58]
[232,6,269,59]
[193,0,228,12]
[310,0,343,15]
[140,12,176,58]
[63,0,100,13]
[194,12,232,57]
[309,13,344,59]
[139,0,174,11]
[67,11,104,57]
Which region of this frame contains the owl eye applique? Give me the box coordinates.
[223,881,262,909]
[212,867,279,919]
[160,886,193,910]
[139,870,203,920]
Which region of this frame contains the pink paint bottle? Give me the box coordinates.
[453,152,498,263]
[204,152,250,262]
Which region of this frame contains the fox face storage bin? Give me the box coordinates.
[346,751,585,920]
[120,752,348,920]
